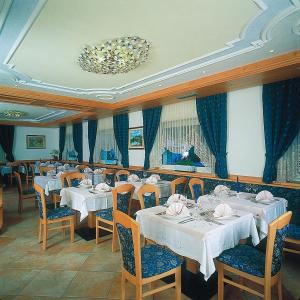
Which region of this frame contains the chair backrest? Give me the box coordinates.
[39,166,54,176]
[116,170,130,181]
[76,165,88,172]
[14,171,23,196]
[171,177,188,194]
[112,183,135,215]
[137,184,160,209]
[29,164,36,178]
[102,169,116,185]
[66,172,86,187]
[189,178,204,201]
[34,183,47,219]
[265,211,292,279]
[113,210,142,279]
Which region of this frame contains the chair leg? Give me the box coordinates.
[277,273,283,300]
[42,222,47,251]
[135,282,142,300]
[38,220,42,243]
[217,263,224,300]
[95,219,99,244]
[264,281,271,300]
[175,266,182,300]
[121,271,126,300]
[70,217,75,243]
[112,223,119,252]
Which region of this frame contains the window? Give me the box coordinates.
[277,130,300,183]
[94,117,120,163]
[62,124,74,160]
[150,99,215,172]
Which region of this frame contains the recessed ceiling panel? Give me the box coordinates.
[10,0,259,89]
[0,102,77,122]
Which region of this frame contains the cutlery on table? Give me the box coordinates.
[178,218,195,224]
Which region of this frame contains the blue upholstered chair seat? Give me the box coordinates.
[141,244,182,278]
[23,187,35,195]
[46,207,74,220]
[95,208,113,221]
[287,224,300,240]
[217,245,267,277]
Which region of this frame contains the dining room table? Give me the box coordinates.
[136,200,260,280]
[198,191,287,239]
[60,186,112,225]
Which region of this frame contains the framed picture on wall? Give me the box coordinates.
[128,127,144,149]
[26,135,46,149]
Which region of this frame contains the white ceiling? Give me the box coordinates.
[0,102,77,122]
[0,0,299,103]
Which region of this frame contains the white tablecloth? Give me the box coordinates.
[115,180,172,199]
[136,204,259,280]
[60,187,113,221]
[199,192,287,239]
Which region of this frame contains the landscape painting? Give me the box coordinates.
[26,135,46,149]
[129,127,144,149]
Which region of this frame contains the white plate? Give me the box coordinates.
[163,214,190,220]
[80,184,92,188]
[256,199,274,204]
[214,215,234,220]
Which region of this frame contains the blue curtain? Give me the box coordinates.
[59,125,66,160]
[88,119,98,164]
[142,106,162,169]
[72,122,83,163]
[262,78,300,183]
[113,113,129,167]
[0,125,15,161]
[196,93,228,178]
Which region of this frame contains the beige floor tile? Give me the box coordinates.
[62,271,115,298]
[46,252,89,271]
[19,270,77,297]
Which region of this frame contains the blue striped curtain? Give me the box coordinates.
[196,93,228,178]
[113,114,129,167]
[262,78,300,183]
[142,106,162,169]
[88,119,98,164]
[72,122,83,163]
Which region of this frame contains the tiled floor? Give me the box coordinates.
[0,185,299,300]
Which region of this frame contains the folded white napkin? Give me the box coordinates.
[214,185,230,195]
[57,166,64,171]
[167,194,187,205]
[213,203,233,218]
[56,171,64,178]
[80,179,92,186]
[93,168,103,174]
[166,202,190,217]
[150,174,160,180]
[84,167,93,173]
[40,162,47,166]
[256,190,274,202]
[47,170,55,176]
[146,176,158,185]
[63,164,70,169]
[128,174,139,182]
[95,183,111,192]
[75,165,81,169]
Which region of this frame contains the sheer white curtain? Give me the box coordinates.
[62,124,74,160]
[150,99,215,171]
[277,130,300,183]
[94,116,120,163]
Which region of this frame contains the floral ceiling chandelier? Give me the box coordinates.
[78,36,151,75]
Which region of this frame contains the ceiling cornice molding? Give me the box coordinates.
[0,0,299,102]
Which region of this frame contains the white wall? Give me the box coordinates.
[13,126,59,160]
[128,111,145,167]
[227,86,265,177]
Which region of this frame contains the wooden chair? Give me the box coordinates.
[189,178,204,201]
[14,171,36,213]
[95,183,135,251]
[113,210,182,300]
[116,170,130,182]
[39,166,54,176]
[22,162,34,188]
[75,164,88,172]
[7,161,19,185]
[102,169,116,186]
[137,184,160,209]
[171,177,188,195]
[216,211,292,300]
[284,224,300,255]
[66,172,86,187]
[0,186,3,231]
[34,183,75,251]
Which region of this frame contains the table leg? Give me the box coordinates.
[88,211,96,228]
